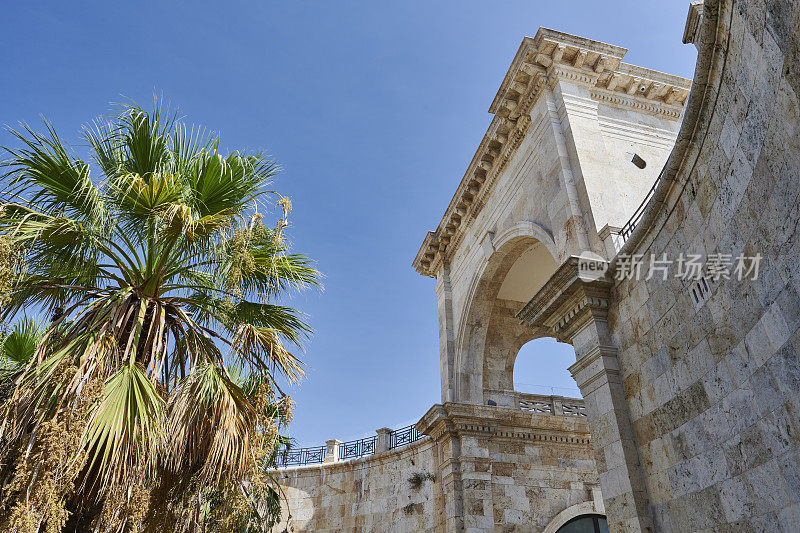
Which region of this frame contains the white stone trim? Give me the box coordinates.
[492,220,558,260]
[542,500,604,533]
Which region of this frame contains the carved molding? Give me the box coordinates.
[683,1,704,46]
[516,256,613,342]
[416,402,592,445]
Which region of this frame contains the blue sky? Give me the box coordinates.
[1,1,697,446]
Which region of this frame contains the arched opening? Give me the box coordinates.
[555,514,608,533]
[479,240,558,406]
[513,337,581,398]
[455,228,562,406]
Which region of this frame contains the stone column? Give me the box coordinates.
[375,427,392,453]
[324,438,341,463]
[518,257,652,532]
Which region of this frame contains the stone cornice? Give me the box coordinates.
[413,28,691,278]
[416,402,591,444]
[516,256,613,342]
[683,1,704,46]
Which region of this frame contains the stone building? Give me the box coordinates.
[273,0,800,530]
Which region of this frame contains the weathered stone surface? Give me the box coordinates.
[600,0,800,529]
[517,0,800,529]
[271,402,600,532]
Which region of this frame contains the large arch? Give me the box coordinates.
[453,222,560,406]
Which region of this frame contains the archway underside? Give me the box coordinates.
[456,234,565,406]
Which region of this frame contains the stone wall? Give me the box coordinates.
[272,399,602,532]
[417,402,601,532]
[272,437,441,532]
[609,0,800,529]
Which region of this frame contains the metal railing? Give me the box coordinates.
[620,168,664,243]
[339,435,377,461]
[274,424,426,468]
[274,445,326,467]
[274,394,587,468]
[389,424,423,449]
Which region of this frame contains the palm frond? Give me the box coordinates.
[83,362,164,490]
[160,362,254,486]
[2,120,104,223]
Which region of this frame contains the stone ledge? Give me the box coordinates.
[416,401,592,444]
[516,256,612,342]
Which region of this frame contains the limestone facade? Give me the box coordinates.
[273,24,695,533]
[272,396,600,532]
[412,28,690,412]
[274,0,800,530]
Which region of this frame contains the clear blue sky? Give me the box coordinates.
[1,1,697,446]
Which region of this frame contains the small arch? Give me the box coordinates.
[543,502,606,533]
[555,514,608,533]
[491,220,559,261]
[513,337,581,398]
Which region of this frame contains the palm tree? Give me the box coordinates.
[0,319,45,399]
[0,103,319,532]
[192,368,296,533]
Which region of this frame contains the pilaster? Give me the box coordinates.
[435,263,457,403]
[417,405,465,532]
[518,257,653,532]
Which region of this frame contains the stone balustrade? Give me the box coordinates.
[514,392,587,417]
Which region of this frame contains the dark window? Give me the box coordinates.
[555,514,609,533]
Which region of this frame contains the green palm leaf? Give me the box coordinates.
[0,102,319,531]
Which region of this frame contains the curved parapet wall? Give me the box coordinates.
[271,399,602,532]
[272,436,440,532]
[610,0,800,529]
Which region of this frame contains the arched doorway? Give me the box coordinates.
[555,514,608,533]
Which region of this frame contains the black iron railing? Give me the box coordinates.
[339,435,377,460]
[389,424,422,449]
[620,168,664,243]
[275,445,326,467]
[274,424,426,468]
